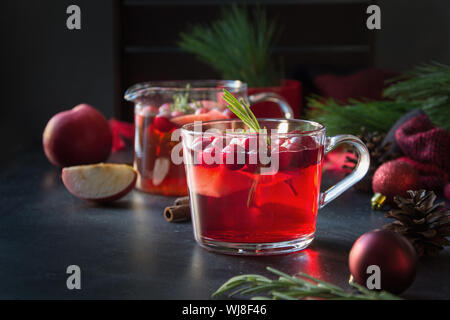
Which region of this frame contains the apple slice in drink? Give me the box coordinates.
[171,109,229,126]
[62,163,137,203]
[189,165,254,198]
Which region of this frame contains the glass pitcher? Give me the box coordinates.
[124,80,294,196]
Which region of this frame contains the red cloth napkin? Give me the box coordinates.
[314,68,400,102]
[109,119,134,152]
[395,114,450,192]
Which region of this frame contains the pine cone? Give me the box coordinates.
[344,127,396,192]
[384,190,450,256]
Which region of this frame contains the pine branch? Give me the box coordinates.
[178,5,281,87]
[212,267,401,300]
[384,62,450,130]
[307,62,450,134]
[306,98,419,136]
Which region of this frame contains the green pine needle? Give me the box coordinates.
[212,267,401,300]
[306,98,419,136]
[307,62,450,134]
[384,62,450,130]
[178,5,282,87]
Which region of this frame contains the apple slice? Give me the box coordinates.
[62,163,137,203]
[171,109,229,126]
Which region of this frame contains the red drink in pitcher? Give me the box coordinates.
[134,105,229,196]
[125,81,294,196]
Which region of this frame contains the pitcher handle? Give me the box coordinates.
[319,135,370,209]
[248,92,294,119]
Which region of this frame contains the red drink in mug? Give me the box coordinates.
[181,119,369,255]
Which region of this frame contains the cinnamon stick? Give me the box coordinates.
[174,196,190,206]
[164,205,191,223]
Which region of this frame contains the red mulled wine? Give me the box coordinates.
[186,135,324,243]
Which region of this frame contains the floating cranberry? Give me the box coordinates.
[171,110,185,117]
[153,115,176,132]
[243,135,260,152]
[285,136,322,168]
[195,107,210,115]
[272,146,292,171]
[222,109,235,118]
[290,136,317,149]
[159,103,172,113]
[191,136,215,152]
[222,144,246,170]
[197,147,218,168]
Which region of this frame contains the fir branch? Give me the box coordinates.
[212,267,401,300]
[307,62,450,134]
[306,98,419,136]
[178,5,281,87]
[384,62,450,130]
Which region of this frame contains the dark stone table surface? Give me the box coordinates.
[0,147,449,300]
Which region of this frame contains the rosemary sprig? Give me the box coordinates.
[172,84,195,113]
[222,89,262,133]
[212,267,401,300]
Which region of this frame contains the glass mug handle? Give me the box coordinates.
[248,92,294,119]
[319,135,370,209]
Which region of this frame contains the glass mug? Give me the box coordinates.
[181,119,370,255]
[124,80,293,196]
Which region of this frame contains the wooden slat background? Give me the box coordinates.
[115,0,374,121]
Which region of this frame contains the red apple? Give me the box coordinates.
[62,163,137,203]
[43,104,112,167]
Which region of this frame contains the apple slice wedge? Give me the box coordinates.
[62,163,137,203]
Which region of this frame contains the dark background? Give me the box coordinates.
[1,0,450,162]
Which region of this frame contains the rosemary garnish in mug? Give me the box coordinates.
[222,89,263,133]
[222,89,270,208]
[212,267,401,300]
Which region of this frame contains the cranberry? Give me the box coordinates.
[195,107,210,115]
[159,103,172,113]
[141,105,158,116]
[222,109,235,118]
[191,136,215,152]
[273,137,288,147]
[284,135,322,168]
[271,146,292,171]
[153,115,176,132]
[302,147,323,168]
[290,136,317,149]
[285,140,304,152]
[196,147,218,168]
[210,136,225,149]
[171,110,185,117]
[222,144,246,170]
[243,135,259,152]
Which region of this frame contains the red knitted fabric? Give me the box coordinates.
[395,114,450,191]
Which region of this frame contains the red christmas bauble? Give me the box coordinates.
[349,229,417,294]
[372,160,421,202]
